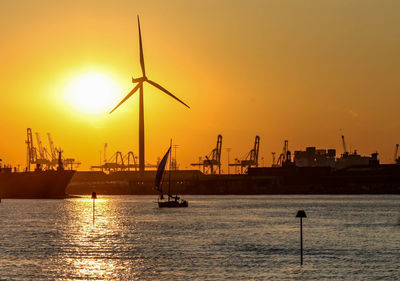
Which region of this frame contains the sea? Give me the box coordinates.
[0,195,399,280]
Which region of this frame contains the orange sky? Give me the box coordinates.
[0,0,399,170]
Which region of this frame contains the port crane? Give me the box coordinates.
[91,149,158,172]
[26,128,80,171]
[273,140,291,167]
[191,135,222,174]
[47,133,57,161]
[27,129,51,170]
[91,151,133,172]
[395,144,400,164]
[103,143,108,164]
[26,128,37,171]
[35,133,46,160]
[271,152,276,167]
[229,136,260,173]
[341,135,349,156]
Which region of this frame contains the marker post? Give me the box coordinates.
[92,192,97,223]
[296,210,307,266]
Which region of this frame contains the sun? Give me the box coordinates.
[63,72,122,114]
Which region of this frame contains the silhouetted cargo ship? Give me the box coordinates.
[0,167,75,198]
[0,128,77,198]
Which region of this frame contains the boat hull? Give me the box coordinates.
[158,200,188,208]
[0,170,75,199]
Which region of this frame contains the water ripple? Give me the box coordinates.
[0,195,399,280]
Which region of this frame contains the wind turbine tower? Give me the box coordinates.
[110,16,190,174]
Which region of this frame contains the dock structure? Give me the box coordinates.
[90,150,157,172]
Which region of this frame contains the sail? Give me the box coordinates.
[155,146,171,196]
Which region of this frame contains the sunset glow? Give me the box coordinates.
[0,2,399,280]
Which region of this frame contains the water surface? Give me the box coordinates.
[0,195,399,280]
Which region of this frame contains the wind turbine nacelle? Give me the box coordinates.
[132,77,146,83]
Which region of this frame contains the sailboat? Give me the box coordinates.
[154,141,188,208]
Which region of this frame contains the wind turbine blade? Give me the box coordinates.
[137,15,146,77]
[147,80,190,109]
[110,83,141,114]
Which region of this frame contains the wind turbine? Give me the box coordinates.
[110,16,190,174]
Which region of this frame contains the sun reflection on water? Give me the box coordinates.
[55,196,146,279]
